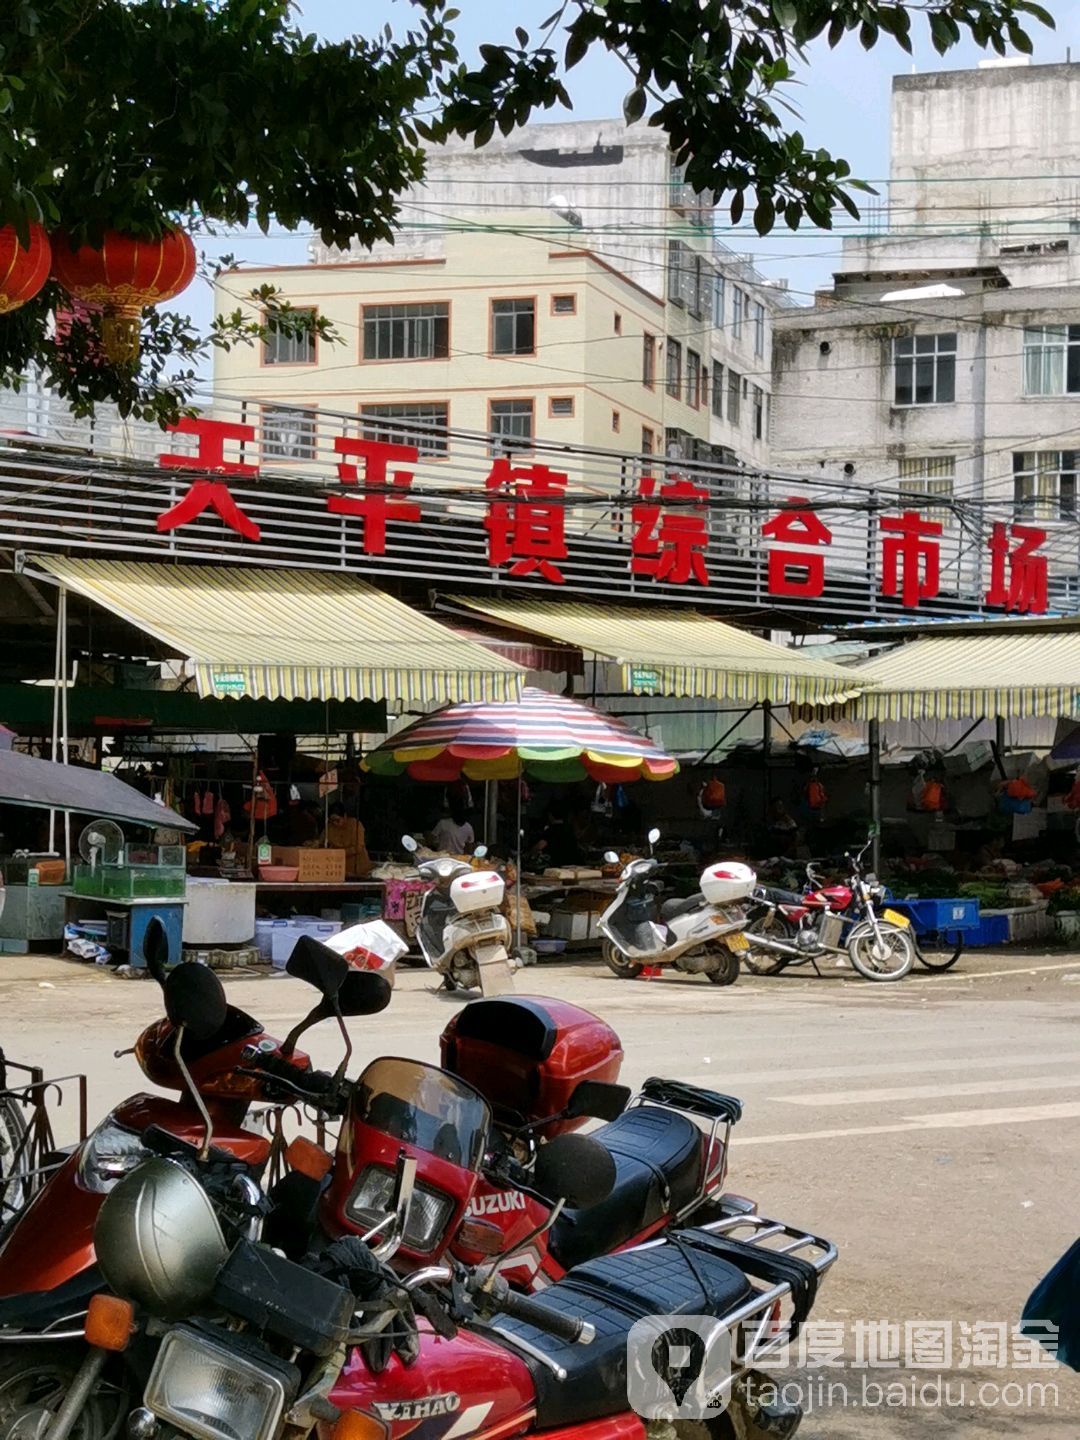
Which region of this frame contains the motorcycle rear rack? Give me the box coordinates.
[629,1079,742,1216]
[0,1051,88,1231]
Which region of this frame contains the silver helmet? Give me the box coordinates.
[95,1157,228,1319]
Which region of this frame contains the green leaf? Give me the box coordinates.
[753,194,775,235]
[730,189,745,224]
[565,25,589,68]
[623,85,647,123]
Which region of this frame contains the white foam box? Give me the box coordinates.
[545,910,600,941]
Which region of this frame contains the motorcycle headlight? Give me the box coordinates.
[345,1164,454,1254]
[145,1327,290,1440]
[76,1122,147,1194]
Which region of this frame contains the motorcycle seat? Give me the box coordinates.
[0,1263,104,1332]
[659,892,705,921]
[764,886,804,906]
[548,1106,701,1270]
[489,1230,753,1428]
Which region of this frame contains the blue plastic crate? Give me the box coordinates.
[889,898,980,935]
[966,912,1010,946]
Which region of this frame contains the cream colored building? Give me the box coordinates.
[212,217,718,486]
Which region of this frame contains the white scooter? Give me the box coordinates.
[402,835,516,995]
[597,828,756,985]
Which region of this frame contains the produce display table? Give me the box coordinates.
[63,891,186,969]
[522,875,619,951]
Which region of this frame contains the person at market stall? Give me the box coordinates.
[323,803,372,878]
[533,805,583,868]
[430,801,475,856]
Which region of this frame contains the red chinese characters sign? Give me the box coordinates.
[152,421,1050,615]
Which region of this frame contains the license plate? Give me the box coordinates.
[723,931,750,952]
[882,908,910,928]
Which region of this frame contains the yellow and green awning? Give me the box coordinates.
[35,558,523,705]
[451,597,864,706]
[853,632,1080,721]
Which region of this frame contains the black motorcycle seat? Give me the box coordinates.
[659,892,705,921]
[0,1264,104,1330]
[764,886,804,906]
[489,1231,753,1429]
[549,1106,702,1270]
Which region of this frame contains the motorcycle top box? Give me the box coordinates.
[441,996,623,1137]
[700,861,756,905]
[449,869,506,914]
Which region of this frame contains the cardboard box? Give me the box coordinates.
[271,847,347,884]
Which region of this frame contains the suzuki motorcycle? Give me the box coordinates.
[598,830,754,984]
[744,835,915,982]
[402,836,516,995]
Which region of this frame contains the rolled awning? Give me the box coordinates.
[852,631,1080,721]
[33,559,523,706]
[450,597,864,706]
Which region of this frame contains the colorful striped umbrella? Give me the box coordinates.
[364,688,678,784]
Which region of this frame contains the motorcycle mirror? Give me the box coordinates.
[534,1132,616,1210]
[144,916,170,987]
[566,1080,631,1122]
[337,969,393,1017]
[603,850,619,864]
[286,935,350,999]
[163,963,227,1042]
[473,844,488,859]
[648,827,661,845]
[402,834,419,854]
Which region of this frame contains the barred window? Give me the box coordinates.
[262,406,317,460]
[898,456,956,523]
[359,402,449,457]
[362,302,449,361]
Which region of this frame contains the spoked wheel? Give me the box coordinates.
[0,1098,28,1234]
[705,946,741,985]
[602,939,644,980]
[741,915,797,976]
[0,1347,129,1440]
[847,924,915,981]
[915,934,964,972]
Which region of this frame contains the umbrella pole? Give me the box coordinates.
[515,767,523,956]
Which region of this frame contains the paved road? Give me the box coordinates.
[3,948,1080,1435]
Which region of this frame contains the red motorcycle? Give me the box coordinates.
[743,836,916,981]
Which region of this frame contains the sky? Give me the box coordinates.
[190,0,1080,371]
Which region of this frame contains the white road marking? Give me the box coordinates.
[773,1075,1080,1106]
[678,1049,1080,1087]
[739,1100,1080,1147]
[908,959,1080,981]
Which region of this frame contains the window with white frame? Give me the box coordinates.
[686,350,701,408]
[753,301,766,358]
[490,399,533,453]
[1013,450,1078,521]
[713,274,726,329]
[1022,325,1080,396]
[898,456,955,522]
[711,364,724,418]
[360,402,449,457]
[752,385,765,440]
[262,406,317,460]
[263,308,317,365]
[667,240,687,305]
[894,333,956,406]
[491,299,535,356]
[727,369,741,425]
[665,338,682,398]
[732,287,745,341]
[362,302,449,361]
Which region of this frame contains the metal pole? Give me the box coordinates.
[515,769,523,955]
[60,588,71,865]
[761,700,773,826]
[484,779,497,849]
[869,717,881,875]
[48,588,62,852]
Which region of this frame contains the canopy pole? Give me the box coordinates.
[762,700,773,827]
[60,587,71,865]
[484,780,497,849]
[514,770,523,956]
[869,717,881,875]
[697,703,758,769]
[48,586,63,853]
[994,715,1008,779]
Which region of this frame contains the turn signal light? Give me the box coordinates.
[84,1294,135,1352]
[332,1411,387,1440]
[286,1136,333,1181]
[455,1217,505,1257]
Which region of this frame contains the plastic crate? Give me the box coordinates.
[889,899,980,935]
[968,912,1011,946]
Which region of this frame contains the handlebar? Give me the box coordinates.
[496,1289,595,1344]
[246,1054,347,1113]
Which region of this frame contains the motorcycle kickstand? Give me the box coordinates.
[810,956,823,977]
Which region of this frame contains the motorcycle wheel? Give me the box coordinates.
[602,939,644,980]
[0,1347,128,1440]
[741,915,797,976]
[705,947,741,985]
[0,1098,28,1233]
[848,924,915,981]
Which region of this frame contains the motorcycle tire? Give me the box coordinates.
[847,924,915,982]
[0,1097,28,1234]
[705,947,741,985]
[602,939,644,980]
[0,1345,128,1440]
[742,914,797,976]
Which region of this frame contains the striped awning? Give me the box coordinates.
[451,597,864,706]
[853,631,1080,721]
[34,559,522,706]
[365,687,677,783]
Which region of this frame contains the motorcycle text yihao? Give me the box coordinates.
[403,837,516,996]
[744,834,916,982]
[598,829,754,984]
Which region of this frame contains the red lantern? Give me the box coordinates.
[0,223,52,314]
[50,228,196,364]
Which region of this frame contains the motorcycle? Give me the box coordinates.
[402,836,516,995]
[597,829,754,984]
[743,835,916,982]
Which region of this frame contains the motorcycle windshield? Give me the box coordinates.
[353,1058,491,1171]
